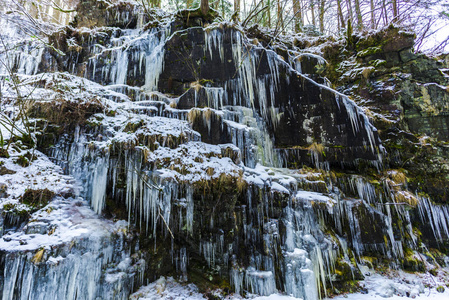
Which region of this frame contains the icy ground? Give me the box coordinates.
[131,270,449,300]
[331,270,449,300]
[0,146,129,252]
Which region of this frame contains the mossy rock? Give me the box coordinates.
[124,119,145,133]
[176,8,219,25]
[333,260,364,282]
[13,152,37,168]
[187,263,231,293]
[328,279,365,297]
[20,189,55,211]
[402,256,425,272]
[429,248,447,267]
[357,47,382,58]
[10,134,35,149]
[355,24,414,53]
[15,155,30,168]
[359,256,378,269]
[29,100,104,132]
[2,203,31,227]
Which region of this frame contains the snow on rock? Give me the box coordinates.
[252,295,299,300]
[0,142,141,299]
[0,149,75,201]
[294,190,335,204]
[0,145,128,252]
[130,269,449,300]
[329,270,449,300]
[0,196,125,252]
[147,141,241,182]
[1,72,130,106]
[130,276,207,300]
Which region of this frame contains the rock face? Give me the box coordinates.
[158,25,382,169]
[1,2,449,300]
[321,24,449,204]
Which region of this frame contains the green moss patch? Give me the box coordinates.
[20,189,55,211]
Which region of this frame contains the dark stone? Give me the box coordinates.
[384,52,401,66]
[158,25,382,168]
[295,53,325,75]
[73,0,140,29]
[188,108,232,145]
[399,49,417,63]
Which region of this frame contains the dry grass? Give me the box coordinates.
[29,98,104,130]
[387,170,407,185]
[32,248,45,264]
[394,190,418,207]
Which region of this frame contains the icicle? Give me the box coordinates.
[91,153,110,214]
[245,267,276,296]
[230,266,244,295]
[418,197,449,243]
[185,187,194,233]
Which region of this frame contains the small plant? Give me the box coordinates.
[15,155,30,167]
[0,148,9,158]
[1,203,30,220]
[0,183,8,198]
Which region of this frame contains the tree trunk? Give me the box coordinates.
[381,0,388,25]
[392,0,398,23]
[319,0,325,33]
[336,0,345,29]
[234,0,240,19]
[354,0,363,29]
[201,0,209,15]
[370,0,375,29]
[293,0,303,33]
[277,0,284,32]
[267,0,271,27]
[346,0,353,26]
[310,0,316,27]
[186,0,193,9]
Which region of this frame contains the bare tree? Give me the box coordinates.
[234,0,240,20]
[201,0,209,14]
[346,0,354,26]
[318,0,325,32]
[265,0,272,27]
[336,0,345,29]
[353,0,363,29]
[310,0,316,27]
[392,0,398,22]
[277,0,284,31]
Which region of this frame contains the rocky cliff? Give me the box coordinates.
[0,1,448,299]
